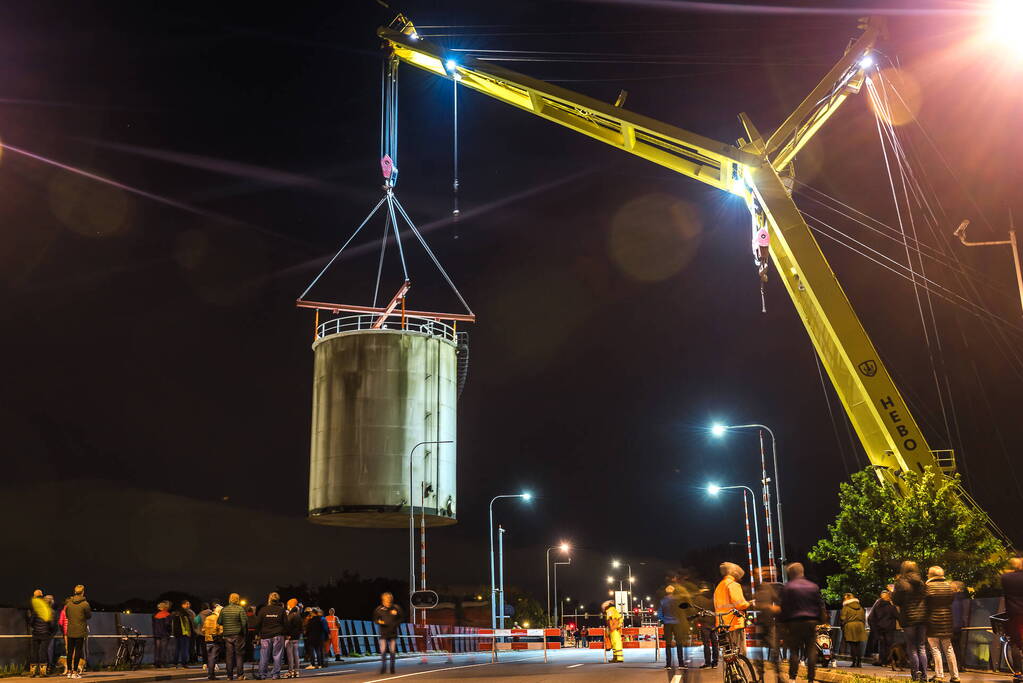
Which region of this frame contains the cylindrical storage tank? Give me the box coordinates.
[308,315,459,528]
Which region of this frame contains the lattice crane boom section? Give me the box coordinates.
[378,18,940,482]
[379,27,760,195]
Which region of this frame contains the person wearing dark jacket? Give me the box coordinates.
[658,584,694,670]
[1002,557,1023,681]
[217,594,248,681]
[925,567,960,683]
[950,583,969,668]
[894,561,929,682]
[173,601,197,668]
[153,602,173,668]
[754,579,783,679]
[27,590,55,677]
[840,594,867,668]
[372,593,404,675]
[283,601,302,679]
[868,590,899,666]
[779,563,828,683]
[302,609,327,669]
[692,584,719,668]
[253,593,286,680]
[64,586,91,679]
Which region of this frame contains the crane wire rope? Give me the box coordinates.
[800,211,1023,333]
[867,75,954,449]
[881,61,1023,378]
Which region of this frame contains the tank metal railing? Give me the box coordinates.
[316,314,459,343]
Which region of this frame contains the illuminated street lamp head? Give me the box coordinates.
[521,492,532,502]
[611,559,621,569]
[606,576,613,583]
[711,423,727,437]
[559,542,570,552]
[707,483,721,496]
[629,576,636,583]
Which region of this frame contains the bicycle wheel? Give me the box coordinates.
[723,655,759,683]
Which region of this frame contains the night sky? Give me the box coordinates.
[1,0,1020,610]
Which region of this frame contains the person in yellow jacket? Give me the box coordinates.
[601,600,624,663]
[714,562,751,655]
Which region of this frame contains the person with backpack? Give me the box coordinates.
[202,605,224,680]
[253,593,286,680]
[217,594,248,681]
[173,600,197,668]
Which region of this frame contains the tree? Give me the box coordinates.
[808,466,1006,603]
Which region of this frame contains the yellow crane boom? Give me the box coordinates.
[377,18,936,484]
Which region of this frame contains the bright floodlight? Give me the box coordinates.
[559,542,570,552]
[858,54,875,70]
[990,0,1023,58]
[711,424,727,437]
[521,492,532,501]
[606,576,614,583]
[629,576,636,583]
[445,59,457,71]
[410,31,419,41]
[612,559,620,569]
[707,483,721,495]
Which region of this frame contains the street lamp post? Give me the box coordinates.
[489,493,531,628]
[708,484,762,595]
[955,215,1023,315]
[545,543,570,628]
[712,423,786,582]
[611,560,634,617]
[408,440,452,626]
[553,560,571,627]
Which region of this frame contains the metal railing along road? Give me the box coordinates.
[316,314,459,343]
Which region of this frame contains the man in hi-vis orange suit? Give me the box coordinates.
[324,608,341,661]
[714,562,751,655]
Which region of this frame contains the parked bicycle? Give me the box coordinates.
[991,612,1023,681]
[695,608,760,683]
[113,626,146,670]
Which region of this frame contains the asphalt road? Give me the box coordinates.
[282,648,697,682]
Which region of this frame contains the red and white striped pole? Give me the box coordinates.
[760,430,776,582]
[742,490,754,597]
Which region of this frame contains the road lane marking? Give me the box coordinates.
[359,661,493,682]
[671,675,683,683]
[567,663,584,668]
[317,670,355,674]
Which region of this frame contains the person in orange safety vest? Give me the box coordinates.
[324,608,341,661]
[713,562,751,656]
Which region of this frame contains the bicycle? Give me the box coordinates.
[113,627,146,670]
[696,608,760,683]
[991,612,1023,681]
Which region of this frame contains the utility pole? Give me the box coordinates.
[954,214,1023,316]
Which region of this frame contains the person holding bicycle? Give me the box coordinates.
[714,563,750,655]
[779,563,827,683]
